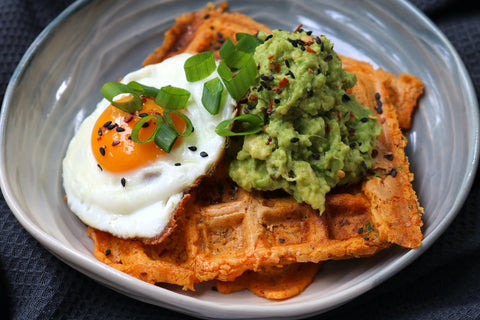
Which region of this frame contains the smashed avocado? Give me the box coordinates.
[228,29,382,213]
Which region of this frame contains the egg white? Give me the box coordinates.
[62,53,236,239]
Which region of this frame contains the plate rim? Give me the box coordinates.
[1,0,479,318]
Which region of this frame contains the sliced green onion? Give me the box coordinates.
[164,110,193,137]
[130,115,162,143]
[184,51,216,82]
[101,82,143,113]
[130,114,179,153]
[155,86,190,110]
[219,38,251,69]
[127,81,159,97]
[154,120,178,153]
[215,114,263,136]
[217,56,257,100]
[201,77,224,115]
[235,33,263,54]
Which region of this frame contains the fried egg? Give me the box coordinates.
[62,53,235,240]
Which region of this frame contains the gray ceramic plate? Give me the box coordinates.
[1,0,478,319]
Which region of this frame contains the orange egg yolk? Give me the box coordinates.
[91,97,185,172]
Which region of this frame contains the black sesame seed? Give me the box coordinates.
[307,89,314,97]
[315,36,321,44]
[247,104,256,110]
[363,236,370,241]
[357,227,364,234]
[97,129,103,136]
[260,74,272,81]
[105,249,111,256]
[99,147,106,156]
[279,238,285,243]
[142,122,150,128]
[274,99,280,104]
[97,164,103,171]
[349,142,357,148]
[287,38,298,47]
[375,92,381,100]
[391,169,398,177]
[139,112,148,118]
[290,137,299,143]
[384,154,394,161]
[360,117,369,123]
[107,123,116,130]
[286,70,295,79]
[285,60,290,68]
[361,161,367,170]
[103,121,112,128]
[300,45,305,51]
[342,94,351,103]
[121,178,126,187]
[265,34,273,41]
[367,168,376,175]
[200,151,208,158]
[306,30,313,35]
[204,13,210,19]
[188,146,197,151]
[321,42,325,51]
[324,55,333,62]
[174,162,181,166]
[116,126,125,132]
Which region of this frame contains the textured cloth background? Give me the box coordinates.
[1,0,479,319]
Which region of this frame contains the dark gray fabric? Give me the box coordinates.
[1,0,479,319]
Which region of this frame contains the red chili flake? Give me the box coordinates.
[268,54,274,60]
[294,24,304,33]
[326,124,330,132]
[266,136,272,145]
[266,99,273,114]
[308,68,313,74]
[112,141,120,146]
[239,96,248,104]
[279,77,289,88]
[269,61,280,72]
[306,46,317,54]
[124,114,133,123]
[248,95,258,101]
[336,110,341,120]
[272,86,283,94]
[350,111,354,119]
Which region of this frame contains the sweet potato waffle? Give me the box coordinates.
[87,3,424,300]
